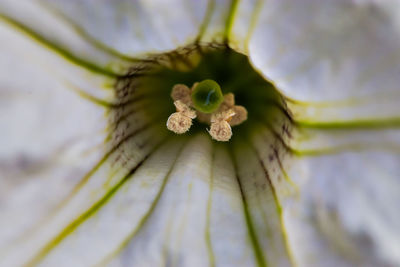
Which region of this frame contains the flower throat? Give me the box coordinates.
[114,45,291,143]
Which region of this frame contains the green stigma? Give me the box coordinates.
[191,79,224,113]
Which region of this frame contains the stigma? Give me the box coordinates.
[166,80,248,141]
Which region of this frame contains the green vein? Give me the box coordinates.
[291,143,400,157]
[295,118,400,130]
[224,0,240,42]
[205,146,216,267]
[0,14,120,78]
[253,147,297,267]
[244,0,264,51]
[68,85,116,108]
[38,2,140,62]
[96,138,188,266]
[255,106,400,156]
[229,146,267,267]
[19,121,165,265]
[68,82,152,110]
[26,139,167,267]
[69,118,164,198]
[196,0,216,42]
[255,118,400,157]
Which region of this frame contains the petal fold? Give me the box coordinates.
[242,0,400,123]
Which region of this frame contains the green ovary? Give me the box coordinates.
[191,79,224,113]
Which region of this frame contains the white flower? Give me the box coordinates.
[1,1,400,267]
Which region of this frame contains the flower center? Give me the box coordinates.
[112,44,292,146]
[166,80,248,141]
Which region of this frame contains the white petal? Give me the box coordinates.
[106,135,256,267]
[233,139,295,267]
[248,117,400,267]
[206,145,257,267]
[38,0,230,56]
[290,127,400,155]
[0,18,110,248]
[228,0,260,53]
[1,0,237,74]
[284,150,400,267]
[198,0,235,43]
[0,15,166,266]
[0,2,257,265]
[240,3,400,262]
[288,96,400,125]
[4,134,263,267]
[241,0,400,122]
[0,23,111,161]
[0,0,135,76]
[34,139,185,267]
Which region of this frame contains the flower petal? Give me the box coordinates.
[235,4,400,263]
[105,135,256,267]
[228,0,260,53]
[249,111,400,266]
[28,139,185,267]
[0,16,165,266]
[0,2,255,264]
[237,0,400,123]
[1,0,236,75]
[0,18,107,257]
[37,0,233,56]
[0,0,136,76]
[1,134,266,267]
[233,139,295,267]
[284,150,400,267]
[290,127,400,155]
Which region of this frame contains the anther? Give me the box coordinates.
[166,100,196,134]
[171,84,192,106]
[208,109,236,142]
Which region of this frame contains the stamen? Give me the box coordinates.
[196,93,247,126]
[218,93,248,126]
[208,109,236,142]
[166,100,196,134]
[166,81,248,141]
[171,84,192,106]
